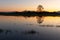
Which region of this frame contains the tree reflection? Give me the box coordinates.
[36,16,44,24]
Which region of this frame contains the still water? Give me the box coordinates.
[0,16,60,40]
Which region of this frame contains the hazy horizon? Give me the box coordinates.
[0,0,60,12]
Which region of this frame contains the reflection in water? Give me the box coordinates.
[21,16,44,24]
[1,16,60,40]
[36,16,44,24]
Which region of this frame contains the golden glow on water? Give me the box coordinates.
[0,16,60,25]
[42,16,60,25]
[16,16,37,24]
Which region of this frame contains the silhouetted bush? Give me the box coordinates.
[0,11,60,16]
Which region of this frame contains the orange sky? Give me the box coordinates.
[0,0,60,12]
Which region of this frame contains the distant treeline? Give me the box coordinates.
[0,11,60,16]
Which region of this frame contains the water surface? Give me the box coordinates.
[0,16,60,40]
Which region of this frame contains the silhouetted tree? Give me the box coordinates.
[37,5,44,12]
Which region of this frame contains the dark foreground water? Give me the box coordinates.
[0,16,60,40]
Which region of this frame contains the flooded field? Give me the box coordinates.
[0,16,60,40]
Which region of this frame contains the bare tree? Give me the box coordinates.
[37,5,44,12]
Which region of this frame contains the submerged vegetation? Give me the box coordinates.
[0,29,4,33]
[24,30,37,34]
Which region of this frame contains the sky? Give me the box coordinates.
[0,0,60,12]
